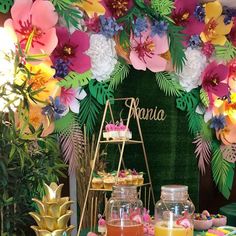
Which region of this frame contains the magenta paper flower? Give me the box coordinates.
[129,26,169,72]
[201,61,229,104]
[102,0,133,18]
[51,27,91,74]
[60,87,87,113]
[172,0,204,45]
[4,0,58,55]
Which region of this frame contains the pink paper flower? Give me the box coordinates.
[4,0,58,55]
[129,25,169,72]
[60,87,87,113]
[172,0,204,45]
[51,27,91,74]
[201,61,229,105]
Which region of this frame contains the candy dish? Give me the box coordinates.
[193,213,213,231]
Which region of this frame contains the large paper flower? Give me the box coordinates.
[60,87,87,113]
[102,0,133,18]
[172,0,204,44]
[4,0,58,55]
[178,47,207,92]
[129,26,169,72]
[87,34,117,81]
[51,27,91,74]
[200,1,233,45]
[201,61,229,105]
[75,0,106,18]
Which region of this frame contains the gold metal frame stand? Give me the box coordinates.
[77,97,155,236]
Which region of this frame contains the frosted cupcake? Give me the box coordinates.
[103,176,116,190]
[137,172,144,185]
[125,174,133,185]
[92,177,103,189]
[131,169,139,185]
[117,121,132,140]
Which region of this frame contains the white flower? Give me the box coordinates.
[177,47,207,92]
[0,27,16,86]
[87,34,117,82]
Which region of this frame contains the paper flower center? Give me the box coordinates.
[16,15,45,47]
[172,11,190,26]
[134,37,155,62]
[108,0,129,18]
[204,19,218,39]
[28,69,49,90]
[205,73,220,87]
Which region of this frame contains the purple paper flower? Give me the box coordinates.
[42,96,68,120]
[188,35,202,48]
[99,15,123,38]
[151,20,168,37]
[134,17,148,37]
[194,4,205,22]
[52,59,70,78]
[51,27,91,74]
[210,115,226,131]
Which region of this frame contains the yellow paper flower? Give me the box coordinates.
[15,59,61,105]
[74,0,105,17]
[200,1,233,45]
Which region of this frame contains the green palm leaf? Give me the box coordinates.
[200,88,210,107]
[168,24,186,73]
[151,0,174,16]
[58,70,92,89]
[89,80,114,105]
[215,41,236,62]
[155,72,184,97]
[187,111,204,135]
[109,61,130,90]
[212,142,235,199]
[78,94,102,136]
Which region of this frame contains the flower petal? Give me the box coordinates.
[31,0,58,30]
[70,30,90,52]
[215,16,233,35]
[56,27,70,46]
[70,52,91,73]
[76,89,87,100]
[214,64,229,82]
[174,0,198,13]
[30,28,58,55]
[69,98,80,113]
[205,1,222,22]
[10,0,32,27]
[210,35,227,46]
[129,50,146,71]
[75,0,105,17]
[145,54,167,72]
[152,34,169,55]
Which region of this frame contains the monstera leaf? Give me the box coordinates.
[0,0,13,13]
[176,89,200,112]
[89,79,114,105]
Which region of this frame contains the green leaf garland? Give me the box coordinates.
[78,94,102,136]
[168,24,186,73]
[58,70,92,89]
[155,71,184,97]
[109,61,130,90]
[89,80,114,105]
[212,142,235,199]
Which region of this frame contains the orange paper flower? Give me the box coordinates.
[200,1,233,45]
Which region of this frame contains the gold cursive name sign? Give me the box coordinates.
[125,98,166,121]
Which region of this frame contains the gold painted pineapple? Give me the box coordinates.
[30,182,75,236]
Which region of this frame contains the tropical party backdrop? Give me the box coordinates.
[1,0,236,234]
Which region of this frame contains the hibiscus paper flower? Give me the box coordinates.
[129,24,169,73]
[5,0,58,55]
[51,27,91,74]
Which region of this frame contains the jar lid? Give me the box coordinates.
[161,185,188,193]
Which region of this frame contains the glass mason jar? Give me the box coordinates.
[106,185,144,236]
[155,185,195,236]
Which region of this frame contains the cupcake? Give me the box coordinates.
[103,123,119,140]
[131,169,139,185]
[116,177,126,185]
[103,176,116,190]
[92,177,103,189]
[117,121,132,140]
[137,172,144,185]
[125,174,133,185]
